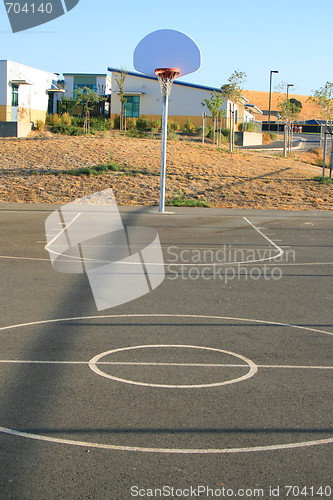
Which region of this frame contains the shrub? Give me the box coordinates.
[206,126,214,139]
[90,117,112,131]
[263,132,278,143]
[136,115,151,131]
[221,128,231,138]
[195,126,210,137]
[239,121,262,133]
[35,120,44,131]
[50,124,85,136]
[150,119,161,132]
[168,120,180,132]
[70,116,84,128]
[126,117,137,130]
[217,132,229,144]
[61,112,72,126]
[113,115,121,129]
[46,113,61,126]
[126,129,149,138]
[182,119,196,135]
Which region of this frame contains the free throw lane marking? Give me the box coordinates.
[0,217,285,266]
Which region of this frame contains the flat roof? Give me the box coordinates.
[108,67,223,93]
[108,68,262,114]
[63,73,109,77]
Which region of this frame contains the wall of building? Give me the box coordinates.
[0,60,56,126]
[96,75,111,95]
[110,72,250,128]
[63,74,111,97]
[0,106,11,121]
[63,75,74,96]
[0,61,8,106]
[8,61,55,122]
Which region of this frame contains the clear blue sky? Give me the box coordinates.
[1,0,332,96]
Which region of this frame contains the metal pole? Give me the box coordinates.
[230,103,234,152]
[202,112,205,144]
[268,70,278,133]
[323,132,327,178]
[159,92,169,213]
[268,72,273,133]
[283,123,287,157]
[289,123,293,153]
[330,134,333,179]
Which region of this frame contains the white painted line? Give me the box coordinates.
[0,426,331,455]
[0,360,86,365]
[0,254,332,267]
[0,314,332,338]
[0,360,332,370]
[243,217,284,260]
[45,212,81,249]
[0,255,50,262]
[0,314,331,454]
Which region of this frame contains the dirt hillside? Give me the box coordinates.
[0,131,331,210]
[243,90,322,121]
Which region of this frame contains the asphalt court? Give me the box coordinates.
[0,204,332,499]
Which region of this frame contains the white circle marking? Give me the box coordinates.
[88,344,258,389]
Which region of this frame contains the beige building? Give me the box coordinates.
[108,68,262,128]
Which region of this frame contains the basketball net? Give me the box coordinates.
[154,68,180,97]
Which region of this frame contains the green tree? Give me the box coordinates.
[289,98,302,112]
[75,86,104,134]
[309,81,333,122]
[220,70,247,103]
[220,70,246,151]
[114,69,128,131]
[278,98,301,122]
[202,91,225,145]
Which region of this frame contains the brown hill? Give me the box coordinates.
[243,90,323,121]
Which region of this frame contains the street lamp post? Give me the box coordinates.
[268,70,278,132]
[286,83,294,100]
[286,84,294,154]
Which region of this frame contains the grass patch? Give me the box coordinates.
[313,176,333,185]
[56,163,159,177]
[167,195,210,207]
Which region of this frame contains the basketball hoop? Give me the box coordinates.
[134,30,201,213]
[154,68,180,97]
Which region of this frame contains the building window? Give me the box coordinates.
[12,84,19,107]
[124,96,140,118]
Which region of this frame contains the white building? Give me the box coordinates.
[0,60,62,137]
[108,68,262,128]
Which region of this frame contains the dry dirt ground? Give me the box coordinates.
[0,131,331,210]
